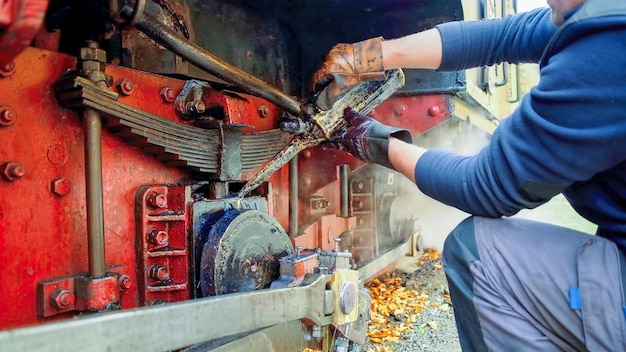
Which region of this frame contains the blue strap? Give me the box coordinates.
[569,287,582,310]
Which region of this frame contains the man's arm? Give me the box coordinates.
[381,29,443,70]
[380,7,554,72]
[388,137,426,183]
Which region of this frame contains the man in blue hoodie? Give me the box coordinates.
[313,0,626,350]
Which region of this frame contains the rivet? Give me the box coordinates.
[393,104,407,117]
[428,105,442,117]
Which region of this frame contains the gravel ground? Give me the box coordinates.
[363,250,461,352]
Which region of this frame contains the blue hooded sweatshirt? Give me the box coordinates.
[415,0,626,253]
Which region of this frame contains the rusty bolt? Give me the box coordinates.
[428,105,442,117]
[185,101,206,115]
[0,61,15,77]
[0,106,16,126]
[160,87,176,103]
[118,275,133,291]
[117,79,135,96]
[147,192,167,209]
[148,230,169,246]
[51,178,72,196]
[2,162,25,181]
[50,288,75,309]
[149,265,170,281]
[257,105,270,118]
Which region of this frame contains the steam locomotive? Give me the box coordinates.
[0,0,520,350]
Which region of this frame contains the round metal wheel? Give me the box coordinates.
[200,209,293,296]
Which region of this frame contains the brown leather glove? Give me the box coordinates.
[324,108,412,170]
[312,37,386,110]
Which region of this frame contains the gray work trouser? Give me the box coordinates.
[442,216,626,352]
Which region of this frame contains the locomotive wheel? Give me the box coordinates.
[200,209,293,296]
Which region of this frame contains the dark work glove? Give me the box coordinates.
[312,37,386,110]
[325,108,412,169]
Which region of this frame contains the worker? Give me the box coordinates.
[312,0,626,350]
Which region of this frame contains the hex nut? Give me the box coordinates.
[2,162,25,181]
[147,192,167,209]
[160,87,176,103]
[117,79,135,96]
[52,178,72,196]
[50,289,75,309]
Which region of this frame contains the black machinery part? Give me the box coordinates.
[200,209,294,296]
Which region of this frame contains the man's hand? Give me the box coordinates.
[324,108,412,169]
[312,37,386,110]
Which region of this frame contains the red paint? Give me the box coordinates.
[0,47,453,330]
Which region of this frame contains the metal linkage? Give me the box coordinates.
[0,274,331,352]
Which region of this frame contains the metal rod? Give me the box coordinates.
[84,109,106,277]
[0,275,331,352]
[340,164,350,218]
[289,156,299,237]
[126,8,302,117]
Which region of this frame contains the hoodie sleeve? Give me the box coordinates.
[436,8,557,71]
[414,27,626,217]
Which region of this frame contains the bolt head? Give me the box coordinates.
[148,230,169,246]
[2,162,24,181]
[147,192,167,209]
[257,105,270,117]
[0,107,16,126]
[149,265,170,281]
[160,87,176,103]
[52,178,72,196]
[50,289,75,309]
[117,79,135,95]
[118,275,133,290]
[0,61,15,77]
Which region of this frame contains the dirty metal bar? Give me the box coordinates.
[340,164,350,218]
[358,237,414,282]
[0,275,330,351]
[124,7,302,117]
[84,109,106,277]
[289,156,298,237]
